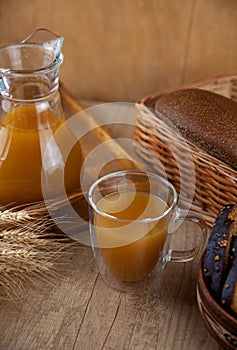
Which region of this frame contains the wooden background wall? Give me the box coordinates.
[0,0,237,102]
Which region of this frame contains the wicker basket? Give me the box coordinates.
[135,74,237,227]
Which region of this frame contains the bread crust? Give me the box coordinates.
[155,88,237,169]
[203,204,237,316]
[221,235,237,314]
[204,204,237,299]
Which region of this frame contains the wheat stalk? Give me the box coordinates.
[0,189,86,300]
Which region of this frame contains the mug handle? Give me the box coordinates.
[167,210,209,263]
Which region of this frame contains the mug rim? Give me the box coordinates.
[88,170,178,223]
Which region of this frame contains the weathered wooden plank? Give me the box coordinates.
[0,0,194,101]
[1,0,236,102]
[184,0,237,83]
[0,224,220,350]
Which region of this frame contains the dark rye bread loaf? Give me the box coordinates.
[203,204,237,316]
[155,88,237,169]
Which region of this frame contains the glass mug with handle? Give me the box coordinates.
[88,170,208,292]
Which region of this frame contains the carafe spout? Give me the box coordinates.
[21,28,64,61]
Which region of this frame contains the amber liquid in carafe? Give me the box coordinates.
[0,105,82,205]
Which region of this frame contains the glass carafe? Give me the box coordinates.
[0,28,82,206]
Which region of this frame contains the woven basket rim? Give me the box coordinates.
[136,73,237,175]
[138,72,237,106]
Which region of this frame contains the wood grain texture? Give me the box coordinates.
[184,0,237,82]
[0,224,221,350]
[0,0,236,101]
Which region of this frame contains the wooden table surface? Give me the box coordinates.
[0,88,223,350]
[0,227,221,350]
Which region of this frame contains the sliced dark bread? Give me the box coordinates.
[221,236,237,315]
[203,204,237,300]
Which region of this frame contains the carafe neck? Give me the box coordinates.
[0,28,64,101]
[0,61,62,101]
